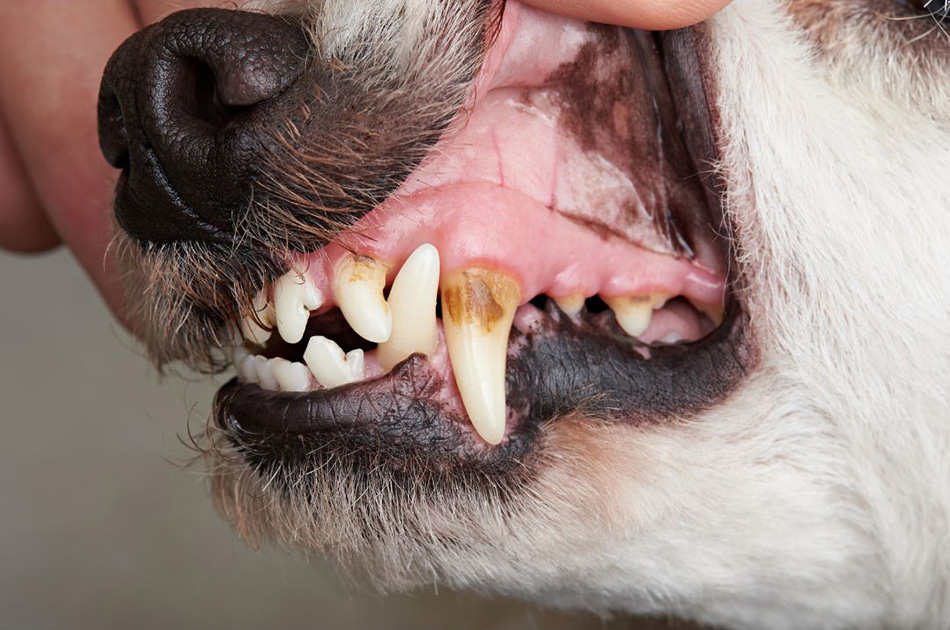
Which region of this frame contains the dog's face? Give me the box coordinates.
[97,1,950,628]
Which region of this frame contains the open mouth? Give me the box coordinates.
[214,4,748,469]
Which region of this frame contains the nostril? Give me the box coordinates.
[96,8,311,244]
[98,88,130,169]
[180,58,243,131]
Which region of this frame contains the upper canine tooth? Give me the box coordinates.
[274,264,324,344]
[605,294,671,338]
[332,254,392,344]
[378,244,441,372]
[304,336,365,389]
[441,268,521,446]
[240,289,275,345]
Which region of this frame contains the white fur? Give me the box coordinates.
[218,1,950,627]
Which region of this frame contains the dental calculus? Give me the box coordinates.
[441,269,520,446]
[332,254,392,344]
[605,294,670,337]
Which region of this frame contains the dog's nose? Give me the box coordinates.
[98,9,310,243]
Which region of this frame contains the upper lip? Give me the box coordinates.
[212,18,751,468]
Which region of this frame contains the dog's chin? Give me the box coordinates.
[193,11,753,595]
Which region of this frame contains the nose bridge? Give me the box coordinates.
[98,9,310,244]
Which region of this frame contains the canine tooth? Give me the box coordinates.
[378,244,441,371]
[441,268,521,446]
[554,295,585,317]
[304,336,364,389]
[605,294,671,338]
[238,354,258,384]
[241,289,275,345]
[272,358,312,392]
[274,264,324,345]
[254,355,278,391]
[333,254,393,344]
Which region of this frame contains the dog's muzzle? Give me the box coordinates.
[97,9,310,243]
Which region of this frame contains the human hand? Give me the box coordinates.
[518,0,734,29]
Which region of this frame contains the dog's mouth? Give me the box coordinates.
[212,4,749,471]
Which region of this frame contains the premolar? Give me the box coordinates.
[605,294,671,338]
[441,268,521,445]
[274,263,324,345]
[333,254,393,344]
[377,244,441,371]
[304,336,365,389]
[272,358,312,392]
[554,294,585,317]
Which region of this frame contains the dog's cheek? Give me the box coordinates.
[525,384,887,626]
[786,0,950,117]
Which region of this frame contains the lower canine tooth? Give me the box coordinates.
[304,336,364,389]
[605,294,670,338]
[241,290,275,345]
[378,244,441,371]
[333,254,392,344]
[272,358,312,392]
[274,264,324,344]
[441,268,521,446]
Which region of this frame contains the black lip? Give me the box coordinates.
[215,26,753,469]
[218,302,749,472]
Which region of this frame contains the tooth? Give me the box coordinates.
[304,336,364,389]
[254,355,278,391]
[274,264,324,344]
[604,294,671,338]
[554,295,585,317]
[441,268,521,446]
[694,301,725,327]
[237,354,258,384]
[332,254,392,344]
[272,358,312,392]
[377,244,441,371]
[241,289,275,345]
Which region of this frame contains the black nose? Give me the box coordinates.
[98,9,310,244]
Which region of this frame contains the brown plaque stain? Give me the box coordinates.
[442,269,520,334]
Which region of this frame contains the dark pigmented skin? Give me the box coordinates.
[98,10,311,243]
[219,301,750,473]
[548,29,718,260]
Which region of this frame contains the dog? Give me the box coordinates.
[96,0,950,628]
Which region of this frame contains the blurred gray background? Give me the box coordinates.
[0,249,618,630]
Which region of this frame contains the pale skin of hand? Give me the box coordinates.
[0,0,733,326]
